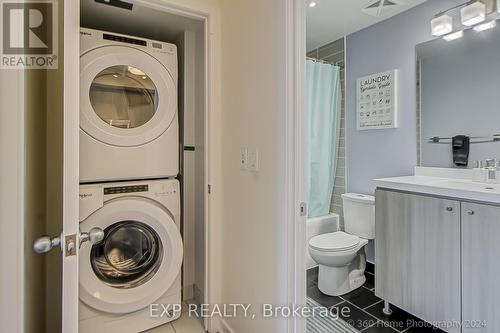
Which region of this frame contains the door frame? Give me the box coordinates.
[283,0,307,332]
[0,58,25,333]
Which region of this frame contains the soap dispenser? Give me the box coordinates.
[472,160,485,183]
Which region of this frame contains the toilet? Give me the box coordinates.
[308,193,375,296]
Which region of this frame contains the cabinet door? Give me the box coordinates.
[375,190,461,333]
[462,202,500,333]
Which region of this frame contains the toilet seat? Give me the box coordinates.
[309,231,360,252]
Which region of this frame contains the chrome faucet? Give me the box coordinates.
[485,159,498,183]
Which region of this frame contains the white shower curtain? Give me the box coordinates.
[306,60,341,218]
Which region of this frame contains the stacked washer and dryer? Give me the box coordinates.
[78,28,183,332]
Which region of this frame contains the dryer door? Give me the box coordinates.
[80,45,177,147]
[79,197,182,314]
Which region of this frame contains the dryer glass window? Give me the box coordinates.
[89,65,159,129]
[90,221,163,289]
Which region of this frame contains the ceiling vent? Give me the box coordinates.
[362,0,404,17]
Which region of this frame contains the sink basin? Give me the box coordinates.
[432,179,500,193]
[374,172,500,204]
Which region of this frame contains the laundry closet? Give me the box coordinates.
[77,1,207,331]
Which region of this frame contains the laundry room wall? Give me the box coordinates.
[219,0,288,332]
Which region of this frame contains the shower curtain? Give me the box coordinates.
[306,60,341,218]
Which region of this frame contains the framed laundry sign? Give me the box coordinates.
[356,69,398,130]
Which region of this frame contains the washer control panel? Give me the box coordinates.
[80,179,179,222]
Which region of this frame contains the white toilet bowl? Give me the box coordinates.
[309,231,368,296]
[308,193,375,296]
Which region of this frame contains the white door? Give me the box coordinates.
[27,1,83,332]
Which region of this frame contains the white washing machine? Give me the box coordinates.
[79,179,183,333]
[80,28,179,183]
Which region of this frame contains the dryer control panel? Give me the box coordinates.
[104,184,149,195]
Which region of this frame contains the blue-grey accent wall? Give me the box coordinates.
[345,0,464,195]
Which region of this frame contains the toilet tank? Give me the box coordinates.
[341,193,375,239]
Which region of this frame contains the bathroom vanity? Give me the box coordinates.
[375,168,500,333]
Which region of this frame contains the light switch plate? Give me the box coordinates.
[248,148,259,171]
[240,148,248,170]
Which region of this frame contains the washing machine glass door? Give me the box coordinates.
[90,221,163,289]
[79,197,182,314]
[80,45,177,147]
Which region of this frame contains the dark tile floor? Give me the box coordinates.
[307,266,446,333]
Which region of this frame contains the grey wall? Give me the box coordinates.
[307,38,346,227]
[345,0,464,195]
[419,30,500,167]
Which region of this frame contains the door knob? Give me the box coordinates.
[79,227,104,248]
[467,210,475,215]
[33,227,104,254]
[33,235,62,254]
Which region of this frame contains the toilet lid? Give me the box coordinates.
[309,231,360,252]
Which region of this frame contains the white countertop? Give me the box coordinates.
[374,167,500,204]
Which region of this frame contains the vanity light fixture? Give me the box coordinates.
[461,1,486,26]
[473,20,497,31]
[443,30,464,41]
[431,14,453,36]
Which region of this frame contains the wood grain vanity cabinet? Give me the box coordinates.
[375,189,461,333]
[461,202,500,333]
[376,189,500,333]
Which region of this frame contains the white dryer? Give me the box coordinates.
[80,28,179,183]
[79,179,182,333]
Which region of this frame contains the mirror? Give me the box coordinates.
[416,26,500,168]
